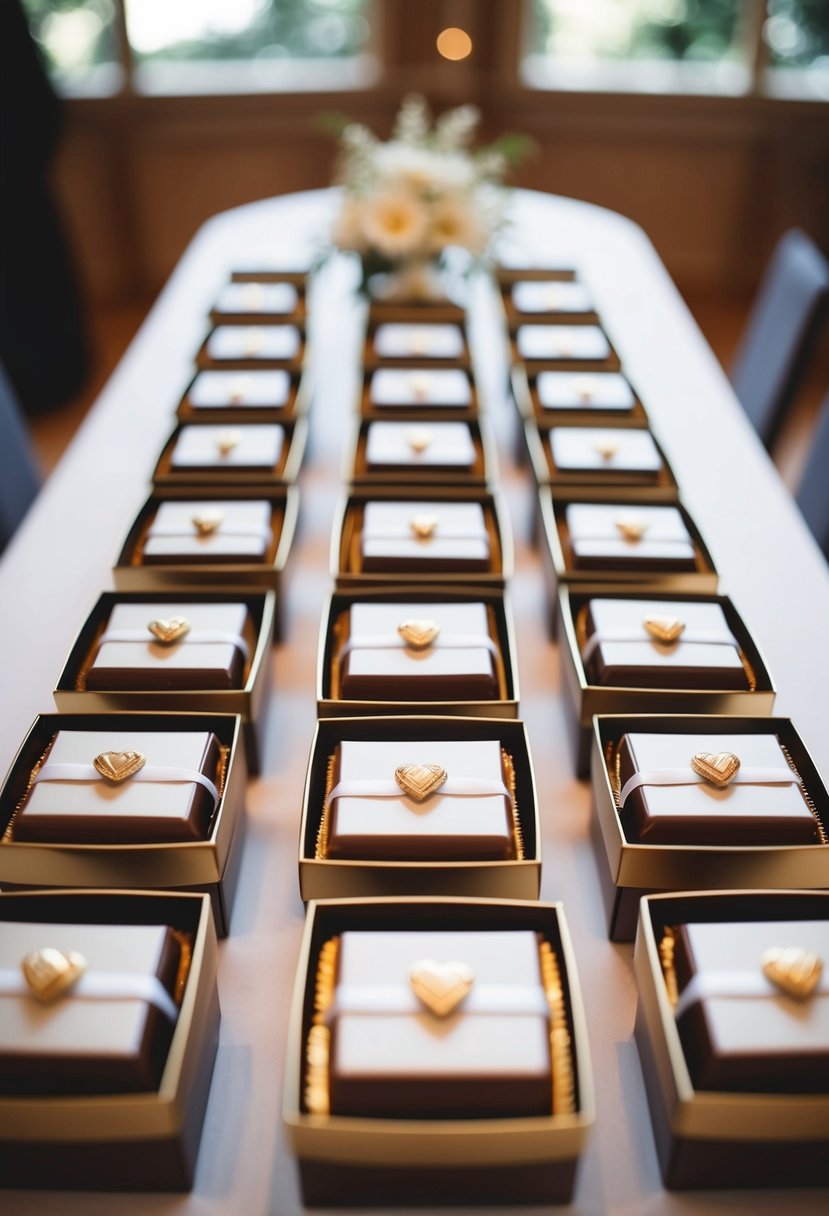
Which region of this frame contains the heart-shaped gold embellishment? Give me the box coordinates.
[407,328,430,356]
[22,948,87,1004]
[643,614,686,645]
[690,751,741,789]
[575,376,597,402]
[243,328,264,356]
[410,513,438,541]
[762,946,823,1000]
[228,376,250,404]
[615,515,648,543]
[406,373,431,401]
[397,618,440,650]
[240,283,266,310]
[147,616,191,645]
[409,959,475,1018]
[216,429,241,456]
[192,510,224,537]
[593,436,619,460]
[93,750,146,784]
[394,763,448,803]
[406,426,433,455]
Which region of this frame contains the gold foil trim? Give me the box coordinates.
[304,935,340,1116]
[658,926,679,1008]
[538,937,576,1116]
[315,747,524,862]
[170,928,194,1006]
[574,603,758,691]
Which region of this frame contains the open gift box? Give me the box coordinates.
[176,367,311,426]
[283,895,594,1206]
[345,418,497,489]
[0,888,219,1190]
[0,712,248,937]
[557,588,776,778]
[113,485,299,641]
[634,888,829,1189]
[330,485,513,592]
[591,714,829,941]
[298,715,540,902]
[152,418,307,489]
[53,591,275,775]
[317,587,519,720]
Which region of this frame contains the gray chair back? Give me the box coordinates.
[0,360,40,553]
[731,229,829,449]
[797,392,829,560]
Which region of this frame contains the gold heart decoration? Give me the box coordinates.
[410,513,438,541]
[216,429,242,456]
[761,946,823,1001]
[593,436,619,461]
[643,614,686,645]
[615,515,648,543]
[147,616,191,645]
[228,376,249,404]
[394,763,448,803]
[406,426,434,455]
[192,510,224,537]
[22,948,87,1004]
[397,618,440,650]
[690,751,741,789]
[93,750,146,784]
[409,959,475,1018]
[575,376,597,402]
[406,373,431,401]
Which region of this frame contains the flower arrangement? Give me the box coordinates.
[325,94,530,299]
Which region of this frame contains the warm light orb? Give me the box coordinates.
[436,27,473,61]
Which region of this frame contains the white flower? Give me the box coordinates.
[429,193,489,255]
[360,189,430,258]
[373,143,475,194]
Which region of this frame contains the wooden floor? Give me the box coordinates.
[29,287,829,492]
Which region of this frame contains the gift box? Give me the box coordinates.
[510,323,621,373]
[363,320,471,370]
[0,712,247,936]
[358,366,479,422]
[53,591,275,774]
[539,491,718,633]
[0,888,218,1190]
[209,279,307,327]
[113,486,299,640]
[346,418,497,488]
[510,364,648,429]
[634,889,829,1189]
[331,486,513,592]
[283,895,594,1206]
[500,277,599,329]
[176,368,311,426]
[152,418,307,488]
[557,588,776,778]
[525,421,679,501]
[317,588,519,719]
[196,323,306,372]
[590,714,829,941]
[298,716,540,901]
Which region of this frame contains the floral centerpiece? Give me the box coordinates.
[325,94,530,301]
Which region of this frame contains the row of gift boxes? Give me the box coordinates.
[1,886,826,1196]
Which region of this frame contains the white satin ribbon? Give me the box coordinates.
[327,778,511,804]
[0,967,179,1022]
[581,627,738,664]
[96,629,249,662]
[340,632,498,659]
[147,521,273,545]
[618,766,798,808]
[325,983,549,1022]
[363,526,487,542]
[31,763,220,809]
[675,969,829,1021]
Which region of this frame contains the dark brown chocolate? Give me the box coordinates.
[670,918,829,1093]
[583,598,751,691]
[616,732,818,846]
[0,921,183,1095]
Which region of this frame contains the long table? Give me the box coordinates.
[2,187,828,1215]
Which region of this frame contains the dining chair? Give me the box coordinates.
[730,229,829,449]
[0,360,41,554]
[796,391,829,560]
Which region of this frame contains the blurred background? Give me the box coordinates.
[7,0,829,474]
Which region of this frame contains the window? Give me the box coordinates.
[524,0,829,99]
[22,0,376,96]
